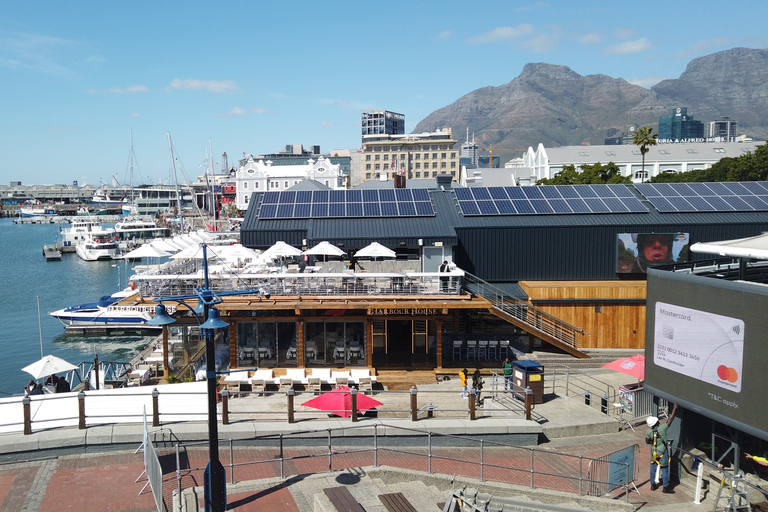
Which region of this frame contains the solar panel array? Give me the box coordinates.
[635,182,768,212]
[258,188,435,219]
[455,185,647,216]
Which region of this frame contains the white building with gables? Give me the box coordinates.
[234,155,343,210]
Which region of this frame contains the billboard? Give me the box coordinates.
[645,269,768,441]
[617,233,689,274]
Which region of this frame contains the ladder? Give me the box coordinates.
[713,470,751,512]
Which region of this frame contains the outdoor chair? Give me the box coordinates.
[499,339,510,359]
[466,340,477,360]
[278,375,293,391]
[308,376,322,394]
[452,339,463,359]
[358,376,373,394]
[478,340,489,360]
[488,339,499,360]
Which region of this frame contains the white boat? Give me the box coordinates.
[114,218,170,243]
[49,288,162,331]
[57,219,116,253]
[75,235,122,261]
[20,206,58,218]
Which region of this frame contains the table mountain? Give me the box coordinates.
[413,47,768,159]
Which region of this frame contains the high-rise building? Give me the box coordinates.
[658,107,704,141]
[361,128,459,182]
[707,117,738,141]
[460,129,479,168]
[361,110,405,138]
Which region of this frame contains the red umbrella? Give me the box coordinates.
[301,385,382,418]
[601,354,645,380]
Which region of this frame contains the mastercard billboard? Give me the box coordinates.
[645,269,768,441]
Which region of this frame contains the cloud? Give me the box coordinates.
[603,38,653,55]
[220,106,269,118]
[521,26,562,53]
[626,75,669,88]
[0,30,81,76]
[107,85,150,94]
[673,37,732,59]
[613,28,636,39]
[467,24,535,44]
[435,30,452,40]
[321,121,334,126]
[578,32,602,44]
[166,79,238,93]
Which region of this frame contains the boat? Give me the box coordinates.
[49,288,162,332]
[114,218,170,244]
[75,235,122,261]
[19,206,58,218]
[57,219,116,253]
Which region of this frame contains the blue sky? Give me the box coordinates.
[2,1,767,186]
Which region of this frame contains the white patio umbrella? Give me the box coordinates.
[302,241,346,263]
[262,241,302,260]
[171,244,213,260]
[122,244,173,260]
[22,355,78,380]
[211,244,261,266]
[149,238,184,253]
[355,242,396,271]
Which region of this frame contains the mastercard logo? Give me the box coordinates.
[717,365,739,383]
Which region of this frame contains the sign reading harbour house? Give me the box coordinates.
[368,308,447,316]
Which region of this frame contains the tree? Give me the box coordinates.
[633,126,658,183]
[537,162,631,185]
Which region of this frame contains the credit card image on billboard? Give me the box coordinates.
[653,302,744,393]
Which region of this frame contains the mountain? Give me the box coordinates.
[413,48,768,159]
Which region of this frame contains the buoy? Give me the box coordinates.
[130,281,136,290]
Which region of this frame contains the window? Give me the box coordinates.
[415,172,421,178]
[254,182,259,189]
[401,153,406,160]
[578,151,590,156]
[432,153,438,159]
[432,145,438,150]
[375,154,380,161]
[366,164,371,170]
[243,181,248,190]
[432,171,438,177]
[415,163,421,169]
[244,194,249,203]
[383,154,389,161]
[441,153,446,159]
[451,171,456,177]
[284,181,288,188]
[375,164,380,170]
[441,144,448,150]
[414,154,420,160]
[432,162,438,169]
[423,153,429,159]
[451,152,456,158]
[686,149,698,154]
[365,155,371,161]
[658,149,670,154]
[714,147,726,153]
[634,170,648,179]
[441,162,446,168]
[605,151,616,156]
[632,150,641,155]
[365,173,371,179]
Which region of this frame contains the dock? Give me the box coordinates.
[43,244,62,260]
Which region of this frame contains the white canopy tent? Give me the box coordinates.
[691,233,768,260]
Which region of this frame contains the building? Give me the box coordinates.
[658,107,704,142]
[707,117,739,141]
[522,141,761,183]
[361,128,460,183]
[460,130,480,168]
[232,154,344,211]
[361,109,405,137]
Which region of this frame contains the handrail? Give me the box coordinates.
[462,272,585,351]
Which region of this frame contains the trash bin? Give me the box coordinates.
[513,360,544,404]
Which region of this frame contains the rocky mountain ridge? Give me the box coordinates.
[413,47,768,159]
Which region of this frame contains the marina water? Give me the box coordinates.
[0,218,155,397]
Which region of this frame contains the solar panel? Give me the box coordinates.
[262,191,280,204]
[476,200,498,215]
[413,189,430,201]
[259,204,277,218]
[295,203,311,217]
[363,202,381,216]
[398,202,417,216]
[636,181,768,213]
[276,204,294,218]
[471,188,492,200]
[395,188,413,201]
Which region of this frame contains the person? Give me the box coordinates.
[28,383,44,396]
[459,368,468,398]
[472,368,484,406]
[633,233,675,272]
[439,260,450,291]
[502,357,513,391]
[646,402,678,493]
[56,376,71,393]
[746,453,768,466]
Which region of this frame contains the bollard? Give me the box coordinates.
[469,388,476,420]
[221,389,229,425]
[693,456,704,505]
[152,388,160,427]
[585,390,591,406]
[410,386,418,421]
[23,396,31,435]
[78,391,86,430]
[287,388,295,423]
[525,387,533,420]
[83,379,90,391]
[351,388,358,423]
[601,393,608,414]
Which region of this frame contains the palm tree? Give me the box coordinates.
[633,126,658,183]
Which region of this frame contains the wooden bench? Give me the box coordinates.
[323,486,364,512]
[379,492,418,512]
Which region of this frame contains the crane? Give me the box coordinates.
[481,146,527,168]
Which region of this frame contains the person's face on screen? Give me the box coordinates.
[644,236,670,262]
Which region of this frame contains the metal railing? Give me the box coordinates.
[462,273,585,351]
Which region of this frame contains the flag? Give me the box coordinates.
[391,158,396,170]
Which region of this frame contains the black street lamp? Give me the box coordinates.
[147,243,257,512]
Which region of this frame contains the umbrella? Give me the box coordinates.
[211,244,261,265]
[121,244,173,260]
[262,241,302,260]
[601,354,645,380]
[354,242,396,271]
[149,238,184,253]
[302,385,382,418]
[22,355,78,380]
[302,241,346,264]
[171,244,216,260]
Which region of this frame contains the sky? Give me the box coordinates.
[2,1,767,187]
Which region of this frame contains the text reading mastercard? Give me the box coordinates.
[653,302,744,393]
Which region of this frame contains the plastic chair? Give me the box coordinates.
[488,339,499,360]
[499,340,510,359]
[452,340,463,360]
[466,340,477,360]
[476,340,487,360]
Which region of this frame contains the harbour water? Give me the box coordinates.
[0,218,155,397]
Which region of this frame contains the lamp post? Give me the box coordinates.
[111,263,121,291]
[147,243,256,512]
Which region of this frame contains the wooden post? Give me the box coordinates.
[94,353,100,391]
[525,387,533,421]
[435,319,443,369]
[410,386,418,421]
[469,389,476,420]
[152,388,160,427]
[287,388,295,424]
[78,391,86,429]
[221,389,229,425]
[23,397,31,435]
[351,388,358,423]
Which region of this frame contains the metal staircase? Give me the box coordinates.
[462,273,589,358]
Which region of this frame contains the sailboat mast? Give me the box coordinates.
[167,132,184,233]
[129,129,135,204]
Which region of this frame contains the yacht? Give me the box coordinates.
[75,235,122,261]
[57,219,115,253]
[49,288,161,331]
[114,218,170,244]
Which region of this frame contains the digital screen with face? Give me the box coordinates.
[617,233,689,274]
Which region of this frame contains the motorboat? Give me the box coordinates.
[75,235,122,261]
[49,288,162,331]
[57,219,116,253]
[19,206,58,218]
[114,218,170,243]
